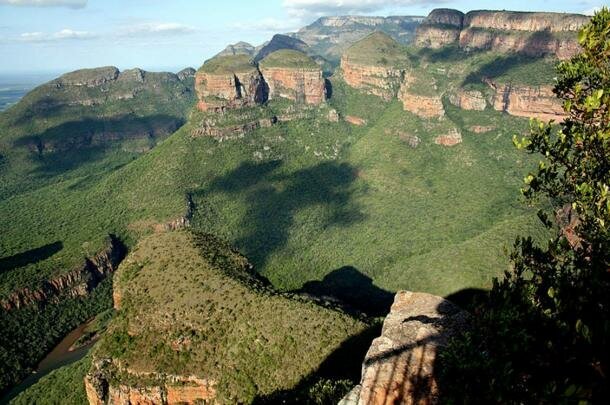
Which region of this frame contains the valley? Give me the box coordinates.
[0,5,603,404]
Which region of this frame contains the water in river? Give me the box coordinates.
[0,320,95,404]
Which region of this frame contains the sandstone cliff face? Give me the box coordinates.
[340,291,469,405]
[85,361,216,405]
[489,81,565,121]
[415,9,588,59]
[260,67,326,105]
[195,67,267,112]
[0,236,125,311]
[398,77,445,118]
[341,58,406,101]
[448,89,487,111]
[414,9,464,48]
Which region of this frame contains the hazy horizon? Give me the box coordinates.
[0,0,603,75]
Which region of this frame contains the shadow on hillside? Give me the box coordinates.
[293,266,394,317]
[461,30,556,88]
[254,287,484,403]
[252,322,383,404]
[445,287,488,313]
[198,160,365,270]
[13,114,183,175]
[0,241,63,274]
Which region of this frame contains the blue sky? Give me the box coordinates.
[0,0,605,74]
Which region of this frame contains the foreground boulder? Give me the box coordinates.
[341,291,469,405]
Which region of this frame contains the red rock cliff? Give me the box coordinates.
[341,58,406,101]
[260,67,325,105]
[195,67,266,112]
[415,9,589,59]
[340,291,469,405]
[488,80,566,121]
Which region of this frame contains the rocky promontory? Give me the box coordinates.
[340,32,410,100]
[195,55,267,112]
[414,8,464,48]
[259,49,326,105]
[340,291,469,405]
[488,81,565,121]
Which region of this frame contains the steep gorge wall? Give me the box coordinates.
[194,68,267,112]
[415,9,589,59]
[488,81,565,121]
[340,58,406,101]
[260,67,326,105]
[0,236,125,311]
[195,63,325,112]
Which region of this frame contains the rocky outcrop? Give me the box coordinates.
[85,360,216,405]
[195,62,267,112]
[435,129,463,146]
[340,32,410,100]
[192,117,276,138]
[448,89,487,110]
[260,67,326,105]
[341,291,469,405]
[216,41,256,57]
[345,115,367,126]
[0,236,126,311]
[415,9,589,59]
[176,67,195,81]
[341,59,406,101]
[399,78,445,118]
[414,9,464,48]
[488,80,565,121]
[56,66,120,87]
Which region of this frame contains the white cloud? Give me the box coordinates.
[231,17,302,33]
[0,0,87,8]
[19,28,95,42]
[583,6,602,16]
[283,0,445,19]
[118,22,197,37]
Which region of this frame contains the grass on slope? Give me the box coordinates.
[198,54,257,74]
[259,49,319,69]
[10,357,90,405]
[95,230,368,403]
[342,31,411,67]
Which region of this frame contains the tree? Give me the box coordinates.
[440,8,609,403]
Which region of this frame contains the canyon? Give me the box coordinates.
[0,236,125,311]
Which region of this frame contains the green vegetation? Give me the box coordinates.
[343,31,410,67]
[198,54,256,74]
[440,9,610,402]
[259,49,319,69]
[0,277,112,394]
[0,21,571,400]
[95,230,368,403]
[11,357,90,405]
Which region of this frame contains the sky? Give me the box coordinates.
[0,0,605,75]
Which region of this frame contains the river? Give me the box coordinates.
[0,320,96,404]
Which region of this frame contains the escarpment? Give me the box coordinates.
[340,32,410,100]
[259,49,326,105]
[341,291,469,405]
[195,55,267,112]
[195,50,325,112]
[488,80,565,121]
[0,236,125,311]
[415,9,589,59]
[398,76,445,118]
[414,8,464,48]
